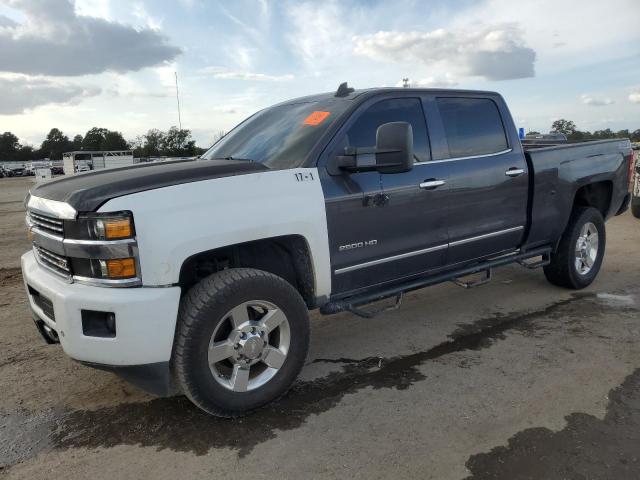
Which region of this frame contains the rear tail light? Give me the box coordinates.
[627,152,635,192]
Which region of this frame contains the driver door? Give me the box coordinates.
[319,96,450,297]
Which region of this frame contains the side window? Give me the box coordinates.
[340,98,431,162]
[436,98,508,158]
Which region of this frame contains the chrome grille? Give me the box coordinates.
[28,210,64,236]
[34,245,71,279]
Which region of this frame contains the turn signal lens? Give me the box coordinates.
[104,219,133,239]
[105,258,136,278]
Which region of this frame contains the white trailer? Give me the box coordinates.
[63,151,135,175]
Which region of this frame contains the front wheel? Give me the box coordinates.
[173,268,310,417]
[543,207,606,289]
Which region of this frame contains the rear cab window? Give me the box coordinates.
[436,97,508,158]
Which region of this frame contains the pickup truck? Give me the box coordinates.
[21,84,634,416]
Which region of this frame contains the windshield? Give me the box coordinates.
[201,98,350,169]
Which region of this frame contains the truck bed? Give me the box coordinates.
[523,138,632,250]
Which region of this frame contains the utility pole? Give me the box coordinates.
[175,71,182,130]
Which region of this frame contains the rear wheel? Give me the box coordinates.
[632,196,640,219]
[173,268,310,417]
[543,207,606,289]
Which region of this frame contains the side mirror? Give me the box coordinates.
[375,122,414,174]
[332,121,414,174]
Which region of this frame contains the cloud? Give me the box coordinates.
[0,76,100,114]
[0,14,18,27]
[132,2,163,31]
[202,67,294,82]
[0,0,181,76]
[629,89,640,104]
[581,94,614,106]
[353,23,535,81]
[286,2,353,68]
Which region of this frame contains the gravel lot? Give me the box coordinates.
[1,176,639,479]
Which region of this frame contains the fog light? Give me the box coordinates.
[82,310,116,338]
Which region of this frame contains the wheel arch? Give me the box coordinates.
[178,235,318,309]
[572,180,613,219]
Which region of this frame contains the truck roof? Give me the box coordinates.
[273,86,501,107]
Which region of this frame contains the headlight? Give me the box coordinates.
[64,211,135,241]
[63,211,140,286]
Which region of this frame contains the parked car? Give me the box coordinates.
[0,166,15,177]
[632,158,640,218]
[10,167,25,176]
[21,84,634,416]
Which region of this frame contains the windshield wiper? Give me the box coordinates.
[211,156,255,163]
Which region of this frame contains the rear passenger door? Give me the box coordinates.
[433,96,528,264]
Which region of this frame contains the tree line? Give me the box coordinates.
[540,120,640,142]
[0,126,207,163]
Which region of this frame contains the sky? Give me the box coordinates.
[0,0,639,148]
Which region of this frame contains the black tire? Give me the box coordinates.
[632,196,640,219]
[173,268,310,417]
[543,207,606,289]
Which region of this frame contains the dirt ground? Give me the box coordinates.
[1,175,639,479]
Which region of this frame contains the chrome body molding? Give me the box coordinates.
[335,243,448,275]
[414,148,513,166]
[448,226,524,247]
[335,226,525,275]
[27,195,77,220]
[64,237,138,259]
[71,275,142,288]
[30,227,139,260]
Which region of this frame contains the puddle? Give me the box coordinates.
[465,368,640,479]
[1,290,638,469]
[596,292,638,306]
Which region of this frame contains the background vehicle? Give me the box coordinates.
[21,85,633,416]
[632,157,640,218]
[522,131,568,148]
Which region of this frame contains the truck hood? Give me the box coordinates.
[30,159,268,212]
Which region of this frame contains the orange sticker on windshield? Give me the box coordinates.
[303,111,330,126]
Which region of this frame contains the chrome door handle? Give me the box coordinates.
[505,168,525,177]
[419,179,446,189]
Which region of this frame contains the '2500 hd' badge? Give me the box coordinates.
[339,240,378,251]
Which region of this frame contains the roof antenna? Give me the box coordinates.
[335,82,354,97]
[175,71,182,130]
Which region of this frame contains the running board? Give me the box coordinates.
[344,293,403,319]
[320,246,552,316]
[452,269,492,289]
[517,253,550,269]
